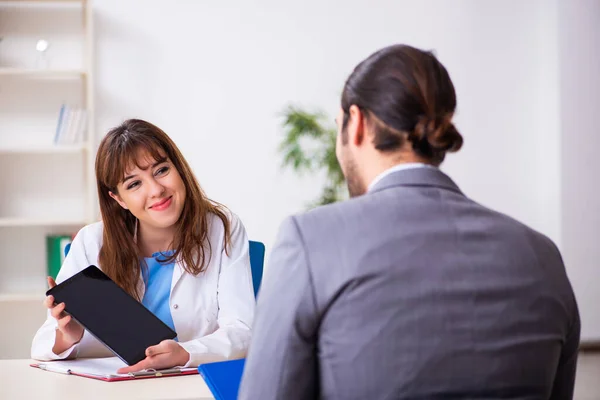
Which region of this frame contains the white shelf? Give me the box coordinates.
[0,1,82,9]
[0,0,82,2]
[0,144,87,154]
[0,292,44,302]
[0,217,87,227]
[0,0,93,360]
[0,68,85,79]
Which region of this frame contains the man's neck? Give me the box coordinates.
[362,153,434,190]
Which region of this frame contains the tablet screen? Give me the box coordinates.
[47,265,177,365]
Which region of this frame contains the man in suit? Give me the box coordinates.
[239,44,580,399]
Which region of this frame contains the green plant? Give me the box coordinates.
[279,105,346,207]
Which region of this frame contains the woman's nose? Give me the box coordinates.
[149,179,166,197]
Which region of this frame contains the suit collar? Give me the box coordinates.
[367,163,436,192]
[368,166,462,195]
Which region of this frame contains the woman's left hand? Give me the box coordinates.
[117,339,190,374]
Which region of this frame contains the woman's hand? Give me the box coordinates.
[45,277,84,353]
[117,340,190,374]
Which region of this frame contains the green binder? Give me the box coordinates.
[46,235,73,280]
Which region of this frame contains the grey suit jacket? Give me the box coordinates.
[239,167,580,400]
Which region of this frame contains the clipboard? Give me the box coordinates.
[30,356,198,382]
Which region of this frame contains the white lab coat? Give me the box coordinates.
[31,211,255,367]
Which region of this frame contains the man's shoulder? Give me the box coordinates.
[289,195,373,240]
[293,197,356,223]
[476,204,562,257]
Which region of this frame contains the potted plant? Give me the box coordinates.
[279,106,346,208]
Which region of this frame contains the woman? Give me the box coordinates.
[31,119,255,372]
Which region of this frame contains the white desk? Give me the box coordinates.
[0,360,214,400]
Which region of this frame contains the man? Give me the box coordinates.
[239,44,580,399]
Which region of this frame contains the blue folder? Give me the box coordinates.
[197,358,246,400]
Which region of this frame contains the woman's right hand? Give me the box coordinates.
[45,277,84,352]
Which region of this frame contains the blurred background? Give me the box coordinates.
[0,0,598,386]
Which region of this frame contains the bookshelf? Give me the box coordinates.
[0,0,95,357]
[0,217,89,227]
[0,68,85,77]
[0,143,88,154]
[0,1,83,9]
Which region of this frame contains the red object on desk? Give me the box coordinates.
[30,357,198,382]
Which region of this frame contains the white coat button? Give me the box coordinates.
[173,304,179,309]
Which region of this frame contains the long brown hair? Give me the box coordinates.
[95,119,231,300]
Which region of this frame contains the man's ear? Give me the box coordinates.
[346,105,366,147]
[109,191,128,210]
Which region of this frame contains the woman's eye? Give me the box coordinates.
[127,181,140,190]
[156,166,169,176]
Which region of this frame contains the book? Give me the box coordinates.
[46,234,73,280]
[31,356,198,382]
[53,104,87,145]
[197,359,246,400]
[54,104,65,144]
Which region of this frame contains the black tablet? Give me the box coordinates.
[46,265,177,365]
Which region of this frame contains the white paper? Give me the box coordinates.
[36,356,197,378]
[37,356,129,378]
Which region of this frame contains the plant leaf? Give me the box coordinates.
[279,105,346,207]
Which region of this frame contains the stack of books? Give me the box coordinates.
[54,104,87,145]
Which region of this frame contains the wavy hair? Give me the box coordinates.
[95,119,231,299]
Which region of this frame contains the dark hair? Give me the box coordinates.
[341,44,463,164]
[95,119,231,299]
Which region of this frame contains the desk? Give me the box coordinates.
[0,359,214,400]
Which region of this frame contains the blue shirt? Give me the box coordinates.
[141,250,177,338]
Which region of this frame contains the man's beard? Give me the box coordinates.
[343,156,366,198]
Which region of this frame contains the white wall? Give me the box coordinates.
[93,0,561,247]
[91,0,597,339]
[558,0,600,343]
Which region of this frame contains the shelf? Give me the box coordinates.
[0,0,82,2]
[0,292,44,302]
[0,217,87,227]
[0,1,83,8]
[0,68,85,79]
[0,144,87,154]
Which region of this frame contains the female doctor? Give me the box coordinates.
[31,119,255,373]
